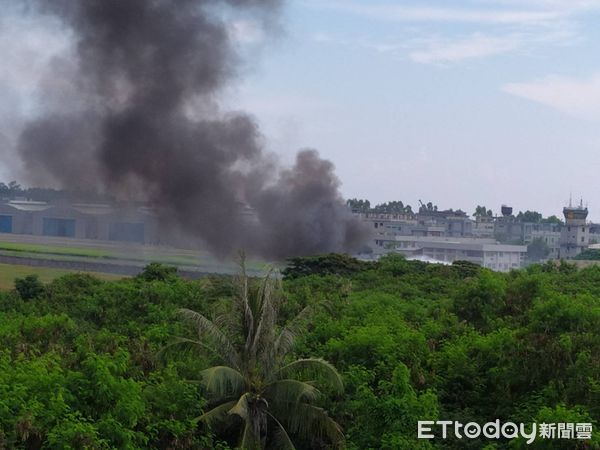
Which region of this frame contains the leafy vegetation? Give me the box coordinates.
[282,254,375,279]
[0,262,122,290]
[173,261,344,449]
[473,205,494,217]
[0,255,598,448]
[574,249,600,260]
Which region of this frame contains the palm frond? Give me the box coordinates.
[158,336,221,364]
[240,421,262,450]
[276,358,344,394]
[229,392,250,420]
[267,412,297,450]
[237,256,256,358]
[265,379,321,405]
[176,308,240,368]
[194,400,237,427]
[274,305,314,360]
[252,267,280,369]
[276,403,344,449]
[201,366,246,398]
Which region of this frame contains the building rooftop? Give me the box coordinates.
[6,200,51,211]
[391,235,526,252]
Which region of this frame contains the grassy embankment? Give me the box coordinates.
[0,262,124,289]
[0,241,271,287]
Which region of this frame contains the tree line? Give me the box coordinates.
[0,255,598,448]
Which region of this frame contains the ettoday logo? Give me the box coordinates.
[417,420,593,444]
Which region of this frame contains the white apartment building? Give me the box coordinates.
[373,236,527,272]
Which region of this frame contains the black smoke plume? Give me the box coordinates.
[15,0,368,259]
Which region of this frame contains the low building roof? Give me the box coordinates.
[7,200,51,211]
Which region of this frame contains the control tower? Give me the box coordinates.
[559,198,589,259]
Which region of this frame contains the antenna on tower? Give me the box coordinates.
[569,192,572,208]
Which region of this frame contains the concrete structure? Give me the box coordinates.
[360,209,474,241]
[416,209,473,237]
[358,201,588,265]
[0,200,160,244]
[589,223,600,244]
[473,216,495,238]
[372,235,527,272]
[493,204,562,246]
[531,230,561,260]
[494,215,525,244]
[559,201,589,259]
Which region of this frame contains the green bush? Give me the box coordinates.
[14,274,45,300]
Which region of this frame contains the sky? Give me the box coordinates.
[230,0,600,221]
[2,1,600,220]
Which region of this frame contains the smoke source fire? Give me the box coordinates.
[13,0,368,259]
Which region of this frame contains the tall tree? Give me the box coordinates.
[346,198,371,213]
[170,259,344,449]
[473,205,493,217]
[517,210,543,223]
[541,215,564,226]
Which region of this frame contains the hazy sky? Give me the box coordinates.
[2,1,600,220]
[231,0,600,221]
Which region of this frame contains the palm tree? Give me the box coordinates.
[170,258,344,449]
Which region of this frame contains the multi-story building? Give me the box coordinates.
[589,223,600,244]
[372,235,527,272]
[360,209,474,241]
[559,201,589,259]
[473,216,495,238]
[531,230,561,260]
[493,206,524,243]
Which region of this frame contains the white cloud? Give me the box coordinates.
[409,33,520,64]
[302,1,565,25]
[304,0,600,23]
[312,27,578,65]
[503,73,600,120]
[305,0,592,64]
[475,0,600,10]
[408,27,578,64]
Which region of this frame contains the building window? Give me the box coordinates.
[582,236,585,243]
[582,227,585,233]
[568,226,571,232]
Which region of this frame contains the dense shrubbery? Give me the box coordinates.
[575,249,600,260]
[0,256,598,448]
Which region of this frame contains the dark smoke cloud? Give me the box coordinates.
[15,0,368,259]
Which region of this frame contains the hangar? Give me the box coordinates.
[0,200,159,244]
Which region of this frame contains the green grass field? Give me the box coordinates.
[0,242,207,267]
[0,263,124,290]
[0,240,271,274]
[0,242,110,258]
